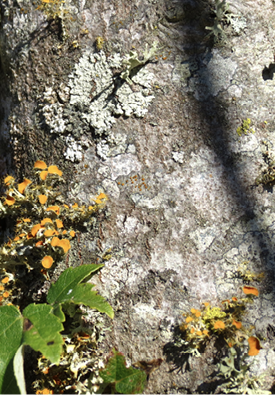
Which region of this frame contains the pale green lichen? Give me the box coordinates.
[41,46,156,161]
[237,118,255,137]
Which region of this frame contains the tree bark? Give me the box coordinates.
[1,0,275,393]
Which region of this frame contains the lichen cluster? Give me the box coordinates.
[0,160,107,272]
[179,286,261,357]
[236,118,255,137]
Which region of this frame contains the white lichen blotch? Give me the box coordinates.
[40,46,156,161]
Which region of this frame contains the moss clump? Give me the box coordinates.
[236,118,255,137]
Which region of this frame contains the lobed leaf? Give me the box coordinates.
[22,304,63,364]
[0,305,23,393]
[100,349,147,394]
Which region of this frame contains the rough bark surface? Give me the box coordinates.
[1,0,275,393]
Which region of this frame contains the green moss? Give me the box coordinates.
[236,118,255,137]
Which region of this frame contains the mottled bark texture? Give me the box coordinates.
[1,0,275,393]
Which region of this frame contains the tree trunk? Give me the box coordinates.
[1,0,275,393]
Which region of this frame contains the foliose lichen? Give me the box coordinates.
[41,46,157,161]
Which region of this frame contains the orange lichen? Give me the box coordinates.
[44,229,56,237]
[39,195,48,204]
[31,224,44,237]
[190,327,195,334]
[34,160,47,169]
[214,321,225,329]
[232,319,242,329]
[72,203,78,208]
[57,239,71,253]
[46,206,60,215]
[190,308,201,317]
[0,285,4,292]
[248,336,261,356]
[196,331,202,336]
[1,277,9,284]
[48,165,62,177]
[232,297,238,301]
[186,316,193,323]
[55,219,63,228]
[242,286,259,297]
[40,171,48,181]
[18,178,32,194]
[36,240,44,247]
[36,388,54,394]
[41,256,54,269]
[69,230,75,237]
[3,291,9,298]
[4,175,14,185]
[41,218,53,225]
[4,195,15,206]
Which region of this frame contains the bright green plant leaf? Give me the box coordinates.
[62,282,114,318]
[52,303,66,322]
[13,345,26,394]
[0,305,23,393]
[22,304,63,364]
[47,264,104,304]
[47,264,114,318]
[99,349,147,394]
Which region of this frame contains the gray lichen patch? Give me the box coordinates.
[40,49,155,161]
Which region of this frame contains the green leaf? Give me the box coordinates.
[63,282,114,318]
[99,349,147,394]
[0,305,23,393]
[22,304,64,364]
[47,264,104,304]
[47,264,114,318]
[13,345,26,394]
[52,304,66,322]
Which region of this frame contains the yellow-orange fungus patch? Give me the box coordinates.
[46,206,60,215]
[36,240,44,247]
[51,237,59,247]
[35,388,53,395]
[39,195,47,204]
[1,277,9,284]
[14,236,20,241]
[232,297,238,301]
[44,229,55,237]
[190,327,195,334]
[232,319,242,329]
[228,342,233,348]
[243,286,259,297]
[196,331,202,336]
[191,308,201,317]
[214,321,225,329]
[34,160,47,169]
[19,233,26,238]
[4,195,15,205]
[23,218,31,222]
[40,171,48,180]
[3,291,9,298]
[70,230,75,237]
[31,224,44,237]
[62,230,67,234]
[42,256,54,269]
[63,204,69,208]
[222,299,230,304]
[203,330,209,336]
[203,302,210,307]
[72,202,78,208]
[4,175,14,185]
[18,178,32,194]
[248,336,261,356]
[55,219,63,228]
[57,239,71,253]
[41,218,53,225]
[0,285,4,291]
[48,165,62,176]
[186,316,193,323]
